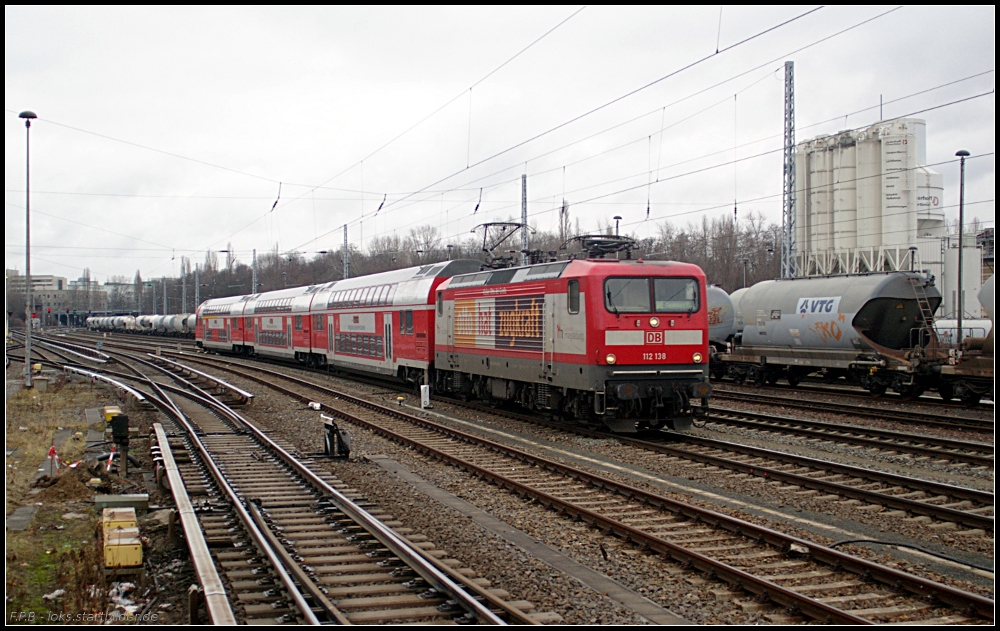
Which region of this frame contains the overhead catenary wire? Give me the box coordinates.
[390,90,995,244]
[311,5,939,253]
[9,68,990,206]
[372,6,829,220]
[208,6,587,252]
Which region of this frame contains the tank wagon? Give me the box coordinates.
[195,257,713,432]
[718,271,942,397]
[937,275,994,405]
[706,285,737,378]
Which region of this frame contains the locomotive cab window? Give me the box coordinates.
[604,277,700,314]
[437,292,443,316]
[654,278,699,313]
[567,280,580,314]
[604,278,651,313]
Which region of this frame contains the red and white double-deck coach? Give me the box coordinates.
[434,258,712,432]
[196,260,482,379]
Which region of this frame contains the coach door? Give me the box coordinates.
[383,312,393,370]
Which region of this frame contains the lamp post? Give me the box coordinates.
[955,150,970,345]
[19,110,37,388]
[613,215,622,236]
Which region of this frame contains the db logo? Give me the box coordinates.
[645,331,663,344]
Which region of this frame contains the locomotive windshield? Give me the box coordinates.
[605,277,699,314]
[654,278,699,313]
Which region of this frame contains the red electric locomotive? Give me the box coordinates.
[433,258,712,432]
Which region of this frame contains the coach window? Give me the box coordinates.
[399,310,406,334]
[567,280,580,314]
[405,309,414,335]
[315,316,324,332]
[295,315,303,331]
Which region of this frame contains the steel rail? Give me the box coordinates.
[450,401,994,531]
[20,334,111,364]
[142,377,322,624]
[716,379,994,410]
[62,365,147,404]
[152,423,237,625]
[116,350,512,625]
[713,389,992,432]
[147,354,254,404]
[198,358,994,623]
[709,407,994,468]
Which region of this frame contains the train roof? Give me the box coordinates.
[443,257,705,290]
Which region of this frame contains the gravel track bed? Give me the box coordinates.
[197,360,995,607]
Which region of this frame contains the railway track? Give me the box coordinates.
[707,407,994,469]
[148,354,994,624]
[71,338,994,535]
[434,401,995,536]
[713,379,994,410]
[20,346,542,625]
[713,389,993,433]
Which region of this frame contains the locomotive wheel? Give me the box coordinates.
[868,383,887,397]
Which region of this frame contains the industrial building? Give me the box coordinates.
[794,118,984,318]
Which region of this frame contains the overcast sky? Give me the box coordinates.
[5,5,995,284]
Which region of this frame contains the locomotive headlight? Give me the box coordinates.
[692,352,704,364]
[605,353,617,365]
[649,317,660,328]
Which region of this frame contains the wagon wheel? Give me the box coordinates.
[899,385,924,401]
[868,383,887,397]
[786,372,801,387]
[937,381,955,402]
[961,391,982,407]
[765,372,780,386]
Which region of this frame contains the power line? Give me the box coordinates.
[207,6,587,252]
[4,201,176,250]
[5,109,282,184]
[375,6,829,219]
[523,92,996,223]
